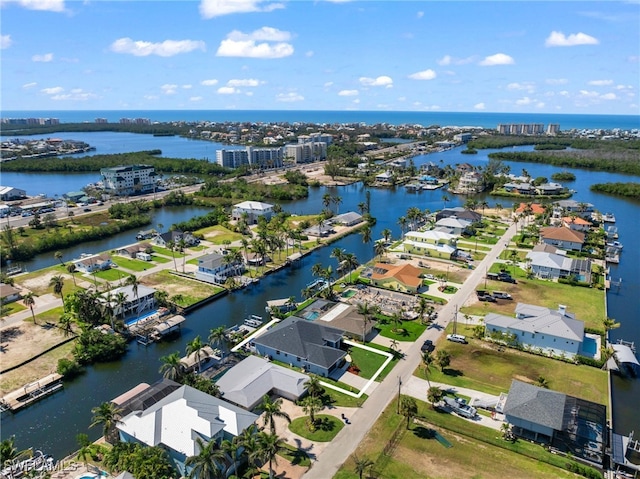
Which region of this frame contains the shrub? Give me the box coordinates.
[73,329,128,365]
[57,358,84,379]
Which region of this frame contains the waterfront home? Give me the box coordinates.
[503,379,606,464]
[525,248,592,283]
[370,262,423,294]
[73,253,113,273]
[434,216,472,236]
[0,186,26,201]
[0,283,22,304]
[303,223,335,238]
[484,303,585,358]
[375,171,393,184]
[216,356,309,410]
[104,284,157,319]
[515,203,546,216]
[195,252,244,284]
[402,230,457,259]
[116,380,258,476]
[456,171,484,194]
[535,182,564,196]
[611,431,640,476]
[151,230,200,248]
[561,216,592,232]
[115,243,152,259]
[435,207,482,224]
[503,182,535,195]
[553,200,594,219]
[539,227,585,251]
[251,317,346,377]
[135,229,155,240]
[331,211,364,226]
[231,201,274,224]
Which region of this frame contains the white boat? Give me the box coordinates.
[603,212,616,223]
[607,241,623,250]
[244,315,264,328]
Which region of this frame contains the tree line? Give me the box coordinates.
[590,182,640,198]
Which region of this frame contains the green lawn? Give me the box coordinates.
[289,415,344,442]
[277,444,311,468]
[1,301,26,316]
[364,342,400,381]
[152,246,185,258]
[93,268,132,282]
[110,256,153,272]
[141,270,223,307]
[415,324,608,404]
[376,318,427,342]
[348,346,389,380]
[151,255,171,263]
[197,224,244,244]
[418,293,447,305]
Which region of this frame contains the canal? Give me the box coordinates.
[2,139,639,459]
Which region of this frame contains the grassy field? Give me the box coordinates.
[197,224,244,244]
[152,246,185,258]
[348,346,389,380]
[364,342,400,381]
[93,268,132,282]
[334,400,589,479]
[415,324,608,404]
[289,415,344,442]
[140,270,223,306]
[376,319,427,342]
[110,256,154,272]
[1,301,26,317]
[151,254,171,263]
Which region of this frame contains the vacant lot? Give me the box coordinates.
[141,270,224,306]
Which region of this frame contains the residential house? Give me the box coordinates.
[73,253,113,274]
[303,223,335,238]
[553,200,594,219]
[561,216,591,232]
[195,252,244,284]
[216,356,309,410]
[526,248,592,282]
[116,380,258,476]
[0,186,26,201]
[456,171,484,193]
[370,262,423,294]
[539,227,585,251]
[403,230,457,259]
[136,229,155,240]
[0,283,22,304]
[503,182,535,195]
[434,216,472,235]
[484,303,585,358]
[503,379,606,464]
[115,243,152,259]
[331,211,363,227]
[251,317,346,377]
[151,230,199,249]
[435,207,482,224]
[231,201,274,224]
[535,182,564,196]
[375,171,394,184]
[515,203,546,216]
[105,284,157,319]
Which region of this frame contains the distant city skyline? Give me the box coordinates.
[1,0,638,114]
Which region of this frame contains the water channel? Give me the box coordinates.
[1,134,638,459]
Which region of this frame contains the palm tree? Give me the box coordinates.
[54,250,64,265]
[360,224,372,245]
[374,241,386,261]
[381,228,392,243]
[89,402,123,444]
[49,274,65,308]
[253,432,286,479]
[353,455,374,479]
[416,297,430,325]
[186,336,207,373]
[304,375,324,399]
[535,376,550,389]
[322,193,332,211]
[66,263,77,287]
[399,395,418,429]
[258,395,291,434]
[342,252,359,284]
[300,394,323,430]
[58,311,75,337]
[427,386,443,409]
[185,437,226,479]
[436,350,451,372]
[397,216,408,238]
[113,291,128,320]
[602,316,621,334]
[332,195,343,215]
[442,194,450,210]
[22,292,37,325]
[125,275,140,317]
[220,438,242,478]
[167,239,178,272]
[356,302,377,343]
[421,351,434,388]
[208,326,228,358]
[331,247,345,265]
[159,351,185,381]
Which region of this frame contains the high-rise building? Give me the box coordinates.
[100,165,158,196]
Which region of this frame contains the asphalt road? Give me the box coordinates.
[302,220,519,479]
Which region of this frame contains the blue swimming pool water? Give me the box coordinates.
[582,336,597,356]
[126,309,158,327]
[304,311,319,321]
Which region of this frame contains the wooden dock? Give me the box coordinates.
[0,373,63,412]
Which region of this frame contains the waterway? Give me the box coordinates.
[2,136,638,459]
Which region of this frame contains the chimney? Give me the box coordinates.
[558,304,567,316]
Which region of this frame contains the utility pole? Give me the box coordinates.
[452,304,458,335]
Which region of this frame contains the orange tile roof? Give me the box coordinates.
[515,203,546,215]
[540,227,585,243]
[371,262,423,288]
[562,216,591,225]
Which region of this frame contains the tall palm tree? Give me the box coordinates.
[185,437,226,479]
[49,274,65,310]
[159,351,185,381]
[381,228,392,243]
[66,263,77,287]
[374,241,386,261]
[186,336,207,373]
[421,351,434,388]
[167,239,178,272]
[332,195,343,215]
[304,375,324,399]
[356,302,375,343]
[113,291,128,320]
[54,251,64,265]
[89,402,123,444]
[441,194,450,210]
[399,395,418,429]
[360,224,372,245]
[208,326,228,358]
[342,252,359,284]
[58,311,75,337]
[397,216,407,238]
[221,438,242,479]
[258,395,291,434]
[301,394,323,430]
[353,455,375,479]
[22,292,37,325]
[253,432,286,479]
[125,275,140,317]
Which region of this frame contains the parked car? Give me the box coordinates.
[476,290,497,302]
[497,272,517,284]
[83,208,92,212]
[421,339,435,352]
[493,291,512,300]
[446,334,467,344]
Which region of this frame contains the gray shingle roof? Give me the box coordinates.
[503,379,566,430]
[486,303,583,341]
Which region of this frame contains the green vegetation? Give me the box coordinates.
[348,346,390,380]
[551,171,576,181]
[197,224,244,244]
[110,256,153,272]
[198,177,309,201]
[93,268,131,282]
[56,358,84,379]
[278,443,311,467]
[590,182,640,198]
[103,441,174,479]
[289,415,344,442]
[375,317,427,341]
[73,329,128,365]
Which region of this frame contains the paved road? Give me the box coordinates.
[302,220,519,479]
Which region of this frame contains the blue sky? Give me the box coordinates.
[1,0,639,114]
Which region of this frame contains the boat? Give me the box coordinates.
[612,341,639,378]
[244,314,264,328]
[607,241,624,250]
[603,212,616,223]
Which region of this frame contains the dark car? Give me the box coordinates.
[83,208,92,212]
[421,339,435,352]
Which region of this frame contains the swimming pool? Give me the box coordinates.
[341,289,357,298]
[304,311,320,321]
[582,337,597,356]
[126,309,158,327]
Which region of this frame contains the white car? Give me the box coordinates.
[446,334,467,344]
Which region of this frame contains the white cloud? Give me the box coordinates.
[546,78,568,85]
[161,84,178,95]
[437,54,474,66]
[324,81,334,88]
[216,27,293,58]
[359,76,393,87]
[474,102,486,110]
[579,90,599,98]
[217,86,240,94]
[601,93,617,100]
[32,53,53,62]
[352,98,360,104]
[14,0,65,12]
[276,92,304,102]
[201,79,219,86]
[479,53,514,66]
[506,82,535,93]
[338,90,359,96]
[51,89,97,101]
[182,84,193,89]
[588,79,613,86]
[408,69,437,80]
[190,96,203,102]
[110,38,206,57]
[22,82,37,89]
[1,35,12,49]
[144,95,159,100]
[227,78,262,87]
[515,96,533,105]
[199,0,284,19]
[417,11,424,18]
[40,86,64,94]
[545,31,599,47]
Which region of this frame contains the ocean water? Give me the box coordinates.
[2,110,639,131]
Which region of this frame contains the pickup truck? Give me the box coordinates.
[443,396,477,418]
[493,291,512,300]
[476,290,497,302]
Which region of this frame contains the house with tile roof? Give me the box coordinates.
[485,303,586,358]
[370,262,423,293]
[251,317,346,377]
[503,380,606,464]
[561,216,592,232]
[515,203,546,216]
[539,227,585,251]
[402,230,457,259]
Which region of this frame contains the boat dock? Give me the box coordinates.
[0,373,63,412]
[129,312,186,345]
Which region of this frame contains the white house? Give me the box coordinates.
[105,284,157,320]
[402,230,457,259]
[0,283,22,304]
[73,253,113,274]
[195,252,244,284]
[434,217,472,236]
[526,248,592,282]
[0,186,27,201]
[484,303,585,358]
[231,201,274,224]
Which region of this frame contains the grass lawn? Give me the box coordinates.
[348,346,389,380]
[498,249,529,261]
[92,268,132,282]
[289,415,344,442]
[152,246,185,258]
[151,255,171,263]
[418,293,447,305]
[364,342,400,381]
[415,324,608,404]
[335,399,593,479]
[141,270,223,307]
[376,319,427,342]
[197,224,244,244]
[110,256,153,272]
[1,301,26,316]
[321,388,367,408]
